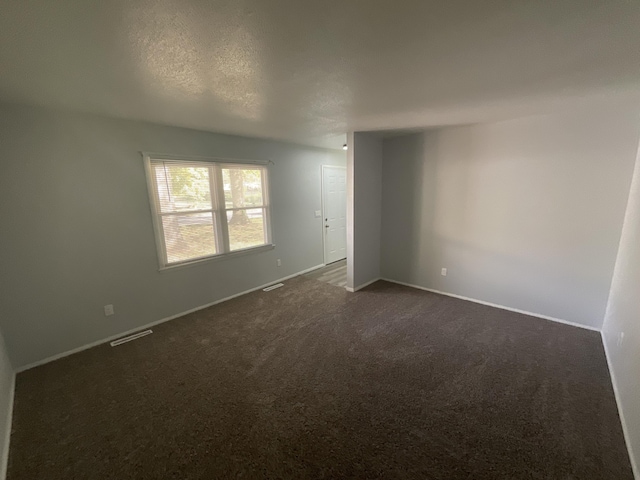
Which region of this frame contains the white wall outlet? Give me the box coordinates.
[104,304,114,316]
[441,268,447,276]
[314,210,321,218]
[276,259,282,267]
[617,331,625,347]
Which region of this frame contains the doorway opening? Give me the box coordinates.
[321,165,347,265]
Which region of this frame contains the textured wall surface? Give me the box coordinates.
[0,103,345,368]
[380,107,640,329]
[1,1,640,146]
[603,137,640,479]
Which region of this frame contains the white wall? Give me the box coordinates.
[347,132,382,290]
[603,135,640,478]
[381,107,640,329]
[0,103,345,368]
[0,329,14,480]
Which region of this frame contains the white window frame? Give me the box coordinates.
[143,153,273,270]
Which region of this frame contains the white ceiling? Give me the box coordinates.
[1,0,640,149]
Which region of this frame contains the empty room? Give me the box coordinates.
[1,1,639,479]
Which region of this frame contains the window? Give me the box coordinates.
[144,156,272,268]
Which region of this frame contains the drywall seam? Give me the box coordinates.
[381,278,600,332]
[346,277,381,292]
[1,372,15,480]
[16,264,325,373]
[601,331,639,479]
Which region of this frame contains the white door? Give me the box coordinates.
[322,165,347,264]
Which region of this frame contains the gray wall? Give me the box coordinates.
[381,108,640,329]
[0,329,12,479]
[603,138,640,478]
[347,132,382,289]
[0,103,345,368]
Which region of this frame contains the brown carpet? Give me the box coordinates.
[8,277,633,479]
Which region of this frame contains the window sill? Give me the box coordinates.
[158,244,275,272]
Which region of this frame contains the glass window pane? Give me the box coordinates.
[222,168,264,209]
[227,208,266,251]
[162,212,217,263]
[154,163,212,213]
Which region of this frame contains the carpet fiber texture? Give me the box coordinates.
[8,277,633,479]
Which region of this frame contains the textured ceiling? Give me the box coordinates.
[1,0,640,148]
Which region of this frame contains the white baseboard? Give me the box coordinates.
[298,264,325,276]
[346,277,381,293]
[1,372,15,480]
[16,264,325,373]
[380,278,600,332]
[601,332,639,479]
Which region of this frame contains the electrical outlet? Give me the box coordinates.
[276,259,282,267]
[314,210,321,218]
[441,268,447,276]
[104,304,114,316]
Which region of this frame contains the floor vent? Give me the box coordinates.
[263,283,284,292]
[110,329,153,347]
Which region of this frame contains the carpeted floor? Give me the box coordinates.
[8,277,633,479]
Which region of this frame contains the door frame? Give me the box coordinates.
[321,164,347,265]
